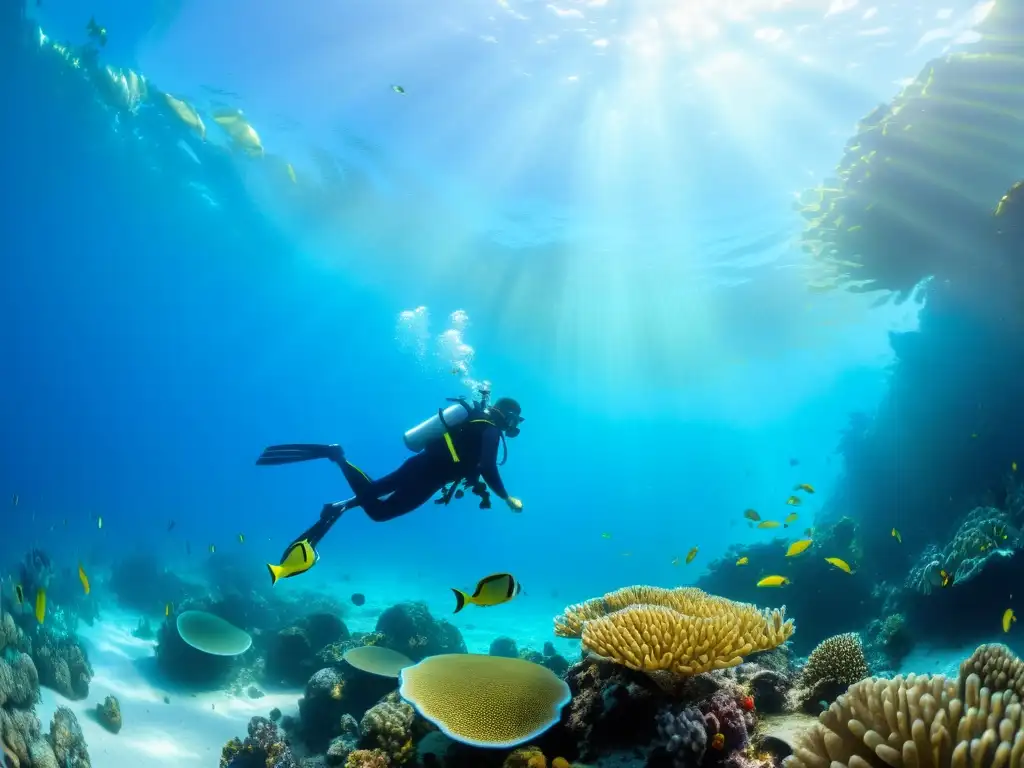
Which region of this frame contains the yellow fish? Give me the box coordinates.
[165,602,172,617]
[891,528,902,544]
[1003,608,1017,633]
[783,512,799,527]
[940,569,952,588]
[97,516,103,529]
[451,573,521,613]
[238,533,245,544]
[600,532,612,539]
[686,547,699,564]
[78,564,90,595]
[736,557,749,566]
[825,557,852,574]
[34,588,46,624]
[743,509,761,522]
[757,521,780,529]
[14,584,23,605]
[757,575,789,587]
[785,496,802,506]
[794,483,815,494]
[786,539,813,557]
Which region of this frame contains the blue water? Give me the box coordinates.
[0,0,1010,761]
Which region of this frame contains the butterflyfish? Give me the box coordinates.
[891,528,902,544]
[78,563,90,595]
[165,602,172,617]
[794,483,815,493]
[757,575,789,587]
[743,509,761,522]
[786,539,813,557]
[757,521,780,529]
[34,588,46,623]
[940,569,952,587]
[825,557,852,574]
[785,496,802,506]
[267,539,319,585]
[783,512,799,527]
[685,547,699,564]
[736,557,749,566]
[1004,608,1017,633]
[451,573,521,613]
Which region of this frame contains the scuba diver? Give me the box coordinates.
[259,389,525,584]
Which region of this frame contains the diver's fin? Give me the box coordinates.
[451,588,468,614]
[256,444,342,466]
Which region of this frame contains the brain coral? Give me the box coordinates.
[398,653,571,748]
[784,671,1024,768]
[553,586,794,676]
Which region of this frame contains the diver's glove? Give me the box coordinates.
[505,496,523,512]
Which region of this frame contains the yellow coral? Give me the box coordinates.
[551,758,571,768]
[784,672,1024,768]
[555,586,793,676]
[504,746,546,768]
[399,654,571,747]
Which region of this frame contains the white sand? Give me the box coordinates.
[35,611,301,768]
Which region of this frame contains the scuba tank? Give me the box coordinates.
[402,387,492,454]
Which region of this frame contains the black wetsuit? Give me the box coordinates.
[337,420,509,522]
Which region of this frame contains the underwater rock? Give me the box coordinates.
[325,714,360,766]
[266,618,347,687]
[303,613,349,649]
[95,695,122,734]
[295,668,349,751]
[0,652,40,709]
[33,634,92,700]
[747,670,791,715]
[374,602,467,662]
[49,706,90,768]
[864,613,914,670]
[489,637,519,658]
[221,716,298,768]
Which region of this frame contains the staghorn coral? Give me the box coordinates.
[554,587,793,676]
[359,693,418,765]
[655,706,707,768]
[907,507,1020,594]
[784,671,1023,768]
[788,633,869,713]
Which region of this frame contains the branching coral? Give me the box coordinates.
[553,586,794,676]
[907,506,1020,594]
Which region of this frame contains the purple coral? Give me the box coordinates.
[699,690,753,751]
[656,706,707,767]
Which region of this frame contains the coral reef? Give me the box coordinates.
[554,586,794,675]
[49,707,90,768]
[788,633,869,713]
[863,612,913,670]
[344,749,389,768]
[220,716,298,768]
[359,693,420,765]
[95,695,121,734]
[325,714,361,766]
[32,629,92,701]
[489,638,518,658]
[296,667,351,752]
[907,506,1020,593]
[375,603,466,662]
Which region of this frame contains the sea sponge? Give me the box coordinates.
[398,653,571,747]
[554,587,793,676]
[784,671,1024,768]
[959,643,1024,702]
